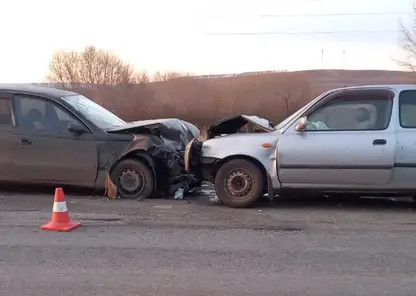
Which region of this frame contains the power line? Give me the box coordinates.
[197,11,409,18]
[205,29,401,36]
[258,12,408,17]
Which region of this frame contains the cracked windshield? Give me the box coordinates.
[62,94,126,129]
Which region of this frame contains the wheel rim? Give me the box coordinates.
[225,170,253,200]
[118,168,145,197]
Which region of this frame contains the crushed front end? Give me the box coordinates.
[184,114,275,183]
[106,118,202,199]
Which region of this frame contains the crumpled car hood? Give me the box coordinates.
[107,118,200,151]
[207,115,274,139]
[104,118,201,199]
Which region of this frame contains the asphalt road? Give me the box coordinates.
[1,188,416,296]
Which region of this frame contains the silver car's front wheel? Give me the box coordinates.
[214,158,264,208]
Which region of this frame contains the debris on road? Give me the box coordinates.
[174,188,184,200]
[209,196,222,205]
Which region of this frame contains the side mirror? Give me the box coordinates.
[294,117,308,132]
[68,122,88,134]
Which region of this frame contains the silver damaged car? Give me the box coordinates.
[185,85,416,208]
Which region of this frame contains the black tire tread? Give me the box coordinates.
[214,158,264,208]
[110,158,155,200]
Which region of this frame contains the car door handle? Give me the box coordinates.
[373,139,386,145]
[20,138,32,145]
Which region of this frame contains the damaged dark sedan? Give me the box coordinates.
[0,84,200,199]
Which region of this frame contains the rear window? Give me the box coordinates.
[399,90,416,128]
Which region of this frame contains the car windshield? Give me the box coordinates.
[61,94,126,130]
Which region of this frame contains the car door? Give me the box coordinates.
[277,89,396,187]
[0,94,20,181]
[393,89,416,188]
[12,94,99,187]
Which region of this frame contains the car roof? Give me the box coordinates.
[0,83,78,99]
[327,84,416,93]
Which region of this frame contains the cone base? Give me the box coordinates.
[40,221,81,232]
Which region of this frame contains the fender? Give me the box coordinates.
[214,154,276,201]
[108,149,158,193]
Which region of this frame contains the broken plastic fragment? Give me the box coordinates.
[104,174,117,199]
[210,196,222,205]
[174,188,184,200]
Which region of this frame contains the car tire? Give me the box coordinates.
[214,158,264,208]
[111,158,155,200]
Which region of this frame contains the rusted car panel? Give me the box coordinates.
[104,118,200,196]
[0,84,200,199]
[186,85,416,208]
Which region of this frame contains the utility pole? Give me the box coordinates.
[321,48,324,68]
[342,49,346,69]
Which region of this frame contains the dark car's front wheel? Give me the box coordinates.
[111,159,155,200]
[214,159,264,208]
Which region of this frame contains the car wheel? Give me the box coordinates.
[111,159,155,200]
[214,159,264,208]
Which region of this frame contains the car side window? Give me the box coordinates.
[14,95,83,132]
[305,93,393,131]
[0,97,12,126]
[399,90,416,128]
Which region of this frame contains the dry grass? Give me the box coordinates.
[58,69,415,128]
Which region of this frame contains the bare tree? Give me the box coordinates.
[397,4,416,71]
[275,90,292,117]
[45,46,147,85]
[133,71,151,84]
[152,71,192,82]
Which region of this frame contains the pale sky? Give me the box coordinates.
[0,0,414,82]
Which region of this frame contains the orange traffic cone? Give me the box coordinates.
[40,188,81,232]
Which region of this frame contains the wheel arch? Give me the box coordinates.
[215,154,270,195]
[109,149,158,191]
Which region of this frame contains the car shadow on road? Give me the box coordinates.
[256,195,416,212]
[0,184,98,197]
[1,183,415,213]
